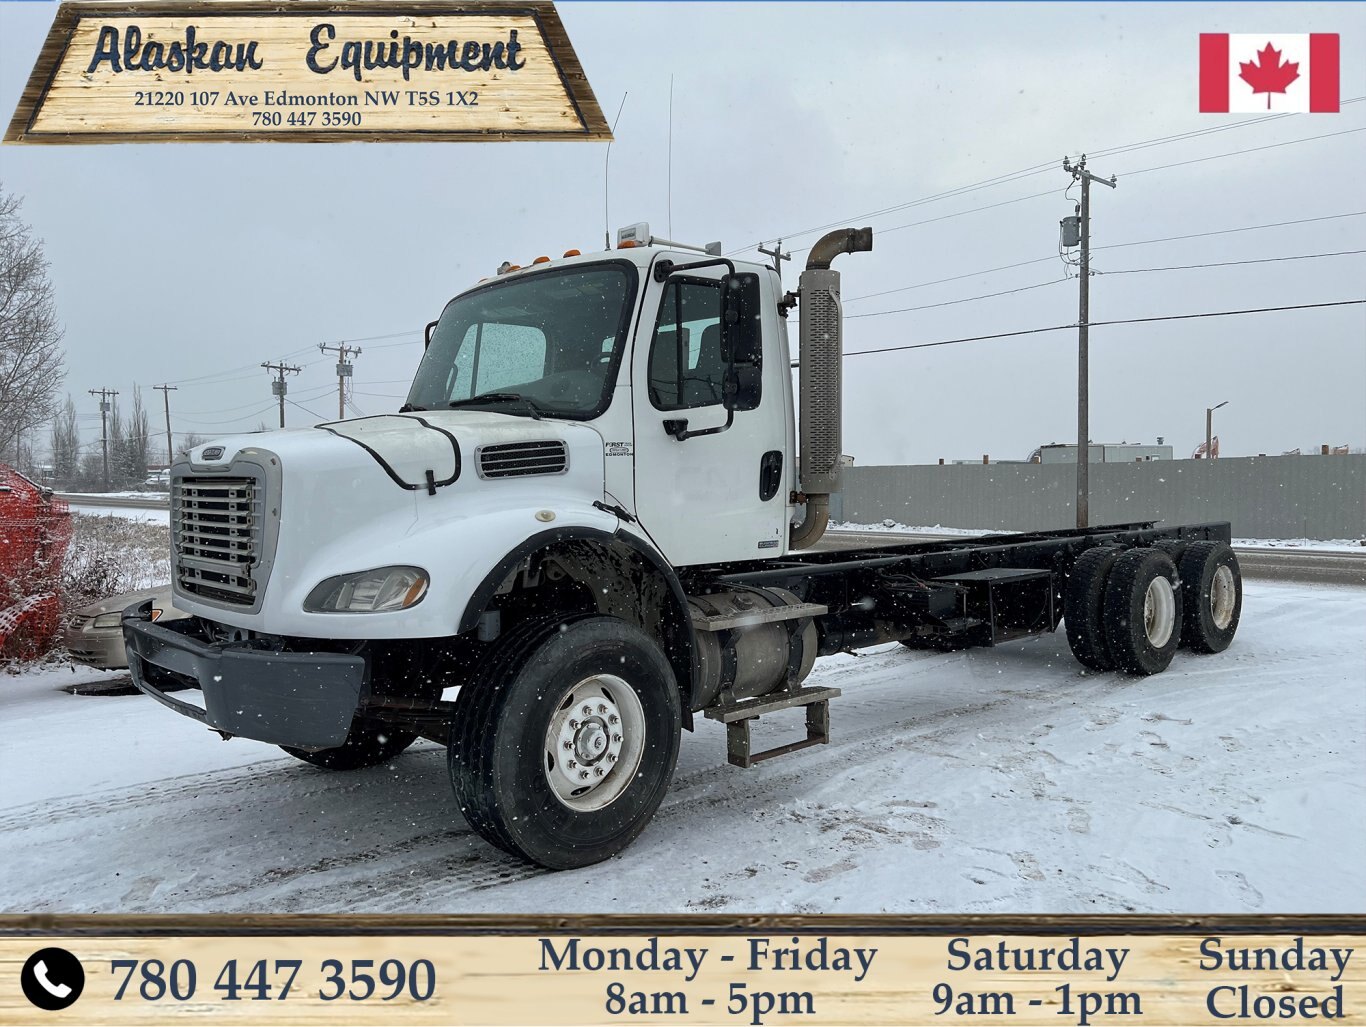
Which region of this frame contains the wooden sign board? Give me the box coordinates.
[5,1,611,143]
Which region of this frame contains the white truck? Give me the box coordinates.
[123,225,1243,868]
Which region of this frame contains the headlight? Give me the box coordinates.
[93,608,161,629]
[304,566,429,613]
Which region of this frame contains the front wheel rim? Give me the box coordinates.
[1210,564,1237,629]
[1143,576,1176,648]
[543,673,646,812]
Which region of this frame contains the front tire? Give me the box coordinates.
[281,719,416,771]
[449,616,682,869]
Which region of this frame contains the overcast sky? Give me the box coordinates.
[2,1,1363,465]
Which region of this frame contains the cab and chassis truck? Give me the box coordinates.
[123,226,1244,868]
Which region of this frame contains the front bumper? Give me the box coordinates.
[121,601,367,749]
[64,623,128,669]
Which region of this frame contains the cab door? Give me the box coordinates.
[629,263,788,566]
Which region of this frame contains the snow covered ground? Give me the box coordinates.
[1,580,1361,915]
[64,505,168,525]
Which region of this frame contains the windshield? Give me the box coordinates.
[406,263,637,420]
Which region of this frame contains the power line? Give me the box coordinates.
[848,278,1067,319]
[1122,126,1366,180]
[853,130,1366,257]
[1095,211,1366,253]
[824,299,1366,362]
[735,99,1365,255]
[845,210,1366,305]
[848,254,1059,304]
[176,404,280,427]
[851,250,1366,320]
[1098,249,1366,276]
[286,397,327,420]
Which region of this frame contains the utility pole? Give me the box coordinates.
[153,384,177,468]
[318,342,361,420]
[1061,154,1117,528]
[758,239,792,287]
[87,387,119,490]
[261,360,301,428]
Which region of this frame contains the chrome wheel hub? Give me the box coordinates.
[544,673,644,812]
[1210,564,1236,629]
[1143,576,1176,648]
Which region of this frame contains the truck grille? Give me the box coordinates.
[477,441,568,478]
[173,477,261,606]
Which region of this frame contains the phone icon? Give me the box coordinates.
[34,960,73,999]
[21,947,85,1010]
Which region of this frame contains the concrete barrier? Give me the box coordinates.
[837,454,1366,539]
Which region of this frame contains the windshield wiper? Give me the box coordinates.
[398,403,426,413]
[447,392,544,420]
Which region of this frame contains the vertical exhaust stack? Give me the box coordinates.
[790,227,873,550]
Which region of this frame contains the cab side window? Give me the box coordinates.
[649,279,732,411]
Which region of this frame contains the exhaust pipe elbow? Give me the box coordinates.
[789,494,830,551]
[806,227,874,271]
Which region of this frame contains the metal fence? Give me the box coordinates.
[835,454,1366,539]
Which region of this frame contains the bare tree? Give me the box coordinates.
[0,185,65,463]
[175,432,207,459]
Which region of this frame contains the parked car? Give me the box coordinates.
[65,585,188,670]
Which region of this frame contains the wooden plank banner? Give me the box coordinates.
[4,1,611,144]
[0,916,1363,1025]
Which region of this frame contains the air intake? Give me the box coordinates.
[476,440,568,479]
[790,226,873,550]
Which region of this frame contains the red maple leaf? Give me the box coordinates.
[1238,42,1300,109]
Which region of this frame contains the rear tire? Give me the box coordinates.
[449,615,682,869]
[281,719,416,771]
[1065,547,1123,671]
[1103,548,1183,675]
[1177,541,1242,653]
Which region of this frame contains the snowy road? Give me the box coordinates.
[1,580,1361,915]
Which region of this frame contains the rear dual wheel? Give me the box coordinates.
[1176,541,1242,653]
[1065,542,1242,675]
[1103,548,1183,675]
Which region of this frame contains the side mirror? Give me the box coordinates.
[720,272,762,411]
[424,319,439,349]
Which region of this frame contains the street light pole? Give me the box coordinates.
[1206,400,1228,460]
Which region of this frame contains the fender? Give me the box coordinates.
[459,525,699,724]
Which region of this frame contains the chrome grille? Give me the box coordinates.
[173,476,261,606]
[477,441,568,479]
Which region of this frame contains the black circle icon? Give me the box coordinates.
[20,947,85,1011]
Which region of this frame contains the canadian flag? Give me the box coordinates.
[1200,34,1339,112]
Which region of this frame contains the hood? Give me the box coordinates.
[187,411,604,492]
[79,584,175,617]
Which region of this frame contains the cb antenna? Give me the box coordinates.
[667,74,674,238]
[603,92,628,249]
